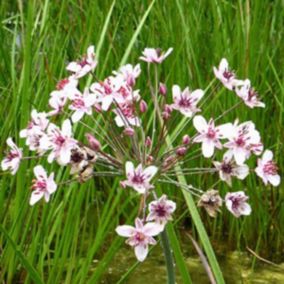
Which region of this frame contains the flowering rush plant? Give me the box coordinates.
[1,46,281,263]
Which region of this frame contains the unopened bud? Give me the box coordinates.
[127,76,135,87]
[182,135,190,145]
[86,133,101,151]
[145,136,152,147]
[123,127,135,136]
[176,146,187,156]
[164,104,172,113]
[146,155,154,164]
[159,83,167,96]
[162,111,171,120]
[94,103,102,113]
[139,100,147,113]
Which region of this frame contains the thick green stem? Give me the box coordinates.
[161,229,175,284]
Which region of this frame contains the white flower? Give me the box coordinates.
[30,165,57,205]
[41,119,77,165]
[235,79,265,108]
[69,88,98,122]
[213,152,249,186]
[146,195,176,228]
[225,191,251,218]
[224,120,263,165]
[121,161,158,194]
[193,115,233,158]
[20,110,49,153]
[116,218,161,262]
[1,138,22,175]
[140,47,173,64]
[113,64,141,86]
[213,58,243,90]
[48,77,79,116]
[66,45,97,78]
[171,85,204,117]
[255,150,280,186]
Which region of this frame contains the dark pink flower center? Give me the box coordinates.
[235,137,245,147]
[206,128,216,139]
[120,103,135,118]
[221,162,233,174]
[263,161,278,175]
[32,180,47,191]
[179,96,192,108]
[72,98,85,109]
[154,204,167,217]
[132,173,145,184]
[56,78,69,90]
[7,151,19,161]
[223,70,234,80]
[134,232,146,243]
[79,58,88,67]
[55,135,65,146]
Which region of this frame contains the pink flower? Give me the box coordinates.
[146,195,176,228]
[235,79,265,108]
[30,165,57,205]
[140,47,173,64]
[255,150,280,186]
[121,161,158,194]
[224,120,263,165]
[48,77,79,116]
[116,218,161,262]
[113,64,141,86]
[193,115,233,158]
[225,191,251,218]
[41,119,77,165]
[171,85,204,117]
[213,58,243,90]
[114,102,141,128]
[69,88,98,122]
[1,138,22,175]
[213,152,249,186]
[66,45,97,78]
[90,76,140,111]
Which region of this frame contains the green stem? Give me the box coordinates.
[160,229,175,284]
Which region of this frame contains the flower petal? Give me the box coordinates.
[115,225,135,237]
[134,244,148,262]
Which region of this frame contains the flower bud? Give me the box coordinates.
[146,155,154,164]
[182,135,190,145]
[94,103,102,113]
[85,133,101,151]
[162,111,171,120]
[159,83,167,96]
[139,100,147,113]
[123,127,135,136]
[145,136,152,147]
[176,146,187,156]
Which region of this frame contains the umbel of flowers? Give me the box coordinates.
[1,46,280,262]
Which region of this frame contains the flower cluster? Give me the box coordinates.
[1,46,280,262]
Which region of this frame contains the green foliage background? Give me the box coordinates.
[0,0,283,283]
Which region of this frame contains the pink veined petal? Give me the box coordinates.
[115,225,135,237]
[62,119,72,137]
[143,222,163,236]
[163,47,173,59]
[125,161,134,177]
[71,110,85,123]
[240,203,252,216]
[66,62,81,73]
[133,184,146,194]
[268,174,280,187]
[217,123,234,139]
[167,200,177,212]
[33,165,47,179]
[213,66,221,80]
[193,115,208,133]
[135,244,148,262]
[101,96,113,111]
[87,45,95,59]
[135,218,144,230]
[47,174,57,193]
[58,147,71,165]
[172,85,181,101]
[180,108,194,117]
[202,140,215,158]
[234,147,248,165]
[143,166,158,181]
[262,150,273,162]
[219,58,228,72]
[30,191,44,206]
[44,192,50,203]
[190,89,204,102]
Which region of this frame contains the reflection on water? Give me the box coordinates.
[101,246,284,283]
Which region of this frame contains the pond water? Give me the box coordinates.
[101,246,284,283]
